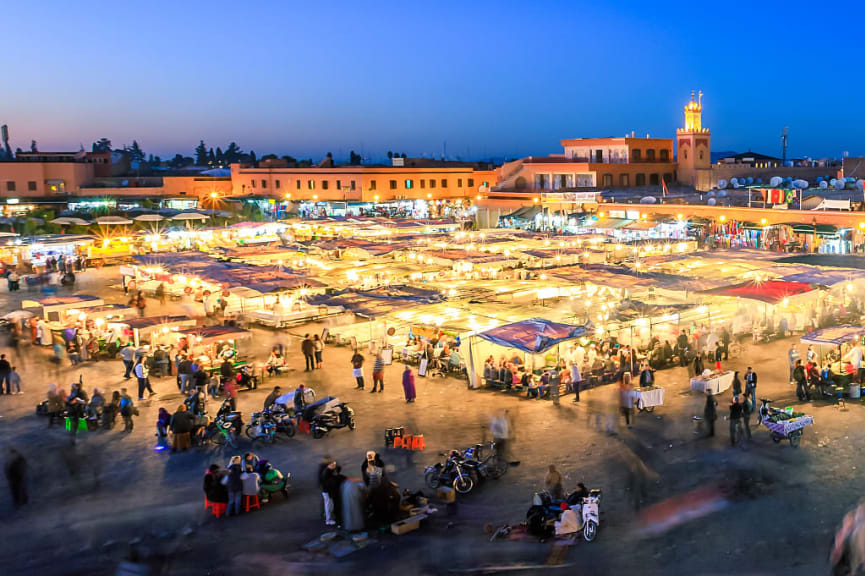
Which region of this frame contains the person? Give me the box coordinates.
[0,353,11,394]
[570,361,582,402]
[66,383,88,442]
[729,395,745,446]
[155,282,166,306]
[156,407,171,450]
[265,348,286,376]
[554,503,580,536]
[120,344,136,380]
[361,451,386,488]
[170,404,194,452]
[66,338,81,366]
[119,388,136,432]
[544,464,564,500]
[203,464,229,506]
[732,371,742,397]
[87,388,105,420]
[301,334,315,371]
[103,391,120,429]
[313,333,324,369]
[241,463,261,503]
[744,367,758,413]
[224,372,238,412]
[319,457,338,526]
[693,352,704,377]
[4,447,27,509]
[371,351,385,393]
[490,410,510,462]
[263,386,282,411]
[152,346,169,378]
[135,292,146,317]
[221,457,244,516]
[293,384,307,413]
[133,357,155,401]
[740,395,752,441]
[677,330,689,366]
[177,354,193,392]
[704,391,717,437]
[351,349,365,390]
[639,364,654,388]
[402,365,416,403]
[321,460,346,527]
[619,373,634,428]
[807,344,817,365]
[794,359,810,401]
[8,366,21,395]
[789,345,800,384]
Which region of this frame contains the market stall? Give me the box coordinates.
[120,315,198,347]
[23,294,105,321]
[173,325,254,373]
[690,370,734,395]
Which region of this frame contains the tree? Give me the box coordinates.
[128,140,145,163]
[215,147,224,166]
[349,150,361,165]
[249,150,257,167]
[148,154,154,164]
[92,138,112,153]
[195,140,208,166]
[30,140,38,153]
[401,153,407,159]
[387,151,393,159]
[326,152,333,159]
[208,148,215,166]
[224,142,242,163]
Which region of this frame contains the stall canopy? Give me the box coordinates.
[478,318,586,354]
[700,280,816,304]
[177,325,252,342]
[781,269,865,286]
[307,285,445,318]
[500,205,541,221]
[124,315,195,331]
[800,325,865,347]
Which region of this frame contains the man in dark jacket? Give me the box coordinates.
[203,464,228,503]
[729,396,744,446]
[744,367,758,412]
[264,386,282,411]
[0,354,11,394]
[321,460,346,525]
[704,392,717,437]
[793,359,810,401]
[170,405,194,452]
[4,447,27,508]
[361,451,386,488]
[301,334,315,372]
[676,331,689,366]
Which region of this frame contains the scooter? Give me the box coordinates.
[309,403,355,439]
[245,409,296,442]
[236,365,258,391]
[202,399,243,448]
[526,487,602,542]
[424,450,476,494]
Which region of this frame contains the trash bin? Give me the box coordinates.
[850,383,861,399]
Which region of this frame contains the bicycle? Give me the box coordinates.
[465,440,508,480]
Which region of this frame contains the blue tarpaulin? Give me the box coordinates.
[800,325,865,347]
[478,318,586,354]
[781,270,865,286]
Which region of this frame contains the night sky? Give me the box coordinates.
[4,0,862,161]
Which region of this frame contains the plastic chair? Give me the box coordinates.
[211,502,227,518]
[411,434,425,451]
[393,436,405,449]
[244,494,261,512]
[204,497,213,511]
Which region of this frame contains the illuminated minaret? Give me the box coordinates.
[676,90,712,191]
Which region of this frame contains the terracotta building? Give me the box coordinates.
[676,90,712,191]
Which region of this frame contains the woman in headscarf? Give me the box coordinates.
[402,365,416,403]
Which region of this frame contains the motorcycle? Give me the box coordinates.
[309,402,355,439]
[526,487,602,542]
[424,451,476,494]
[245,409,295,442]
[202,399,243,448]
[236,365,258,391]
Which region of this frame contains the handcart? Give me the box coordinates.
[758,398,814,448]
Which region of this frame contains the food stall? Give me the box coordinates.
[800,325,865,390]
[239,286,345,328]
[632,386,665,412]
[173,325,254,374]
[120,315,199,347]
[23,295,105,321]
[690,370,735,395]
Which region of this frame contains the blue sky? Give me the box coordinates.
[3,0,861,161]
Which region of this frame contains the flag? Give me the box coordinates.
[661,178,669,197]
[785,190,796,204]
[767,189,784,204]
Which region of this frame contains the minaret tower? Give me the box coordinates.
[676,90,712,191]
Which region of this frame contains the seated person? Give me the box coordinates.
[554,503,580,536]
[483,360,495,382]
[266,349,286,375]
[537,370,551,398]
[510,368,521,389]
[526,378,540,398]
[510,353,522,366]
[448,349,462,369]
[519,370,532,390]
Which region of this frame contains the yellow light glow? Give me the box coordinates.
[210,192,218,199]
[533,197,540,203]
[761,218,767,225]
[676,214,683,220]
[719,215,726,223]
[285,193,292,200]
[427,193,432,199]
[859,222,865,230]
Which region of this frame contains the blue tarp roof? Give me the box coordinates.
[478,318,586,354]
[781,269,865,286]
[800,325,865,346]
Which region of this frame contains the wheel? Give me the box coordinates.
[244,424,257,440]
[282,422,296,438]
[488,459,508,480]
[454,475,474,494]
[312,427,325,439]
[425,471,441,490]
[348,417,356,430]
[771,432,783,444]
[790,431,801,448]
[583,519,598,542]
[644,406,655,413]
[210,428,227,446]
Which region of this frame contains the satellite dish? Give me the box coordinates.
[732,180,741,188]
[746,177,754,185]
[770,176,782,187]
[756,178,763,184]
[830,179,837,186]
[707,190,715,196]
[717,189,728,197]
[707,198,717,206]
[730,177,739,186]
[820,181,828,189]
[857,180,864,191]
[639,196,657,204]
[835,179,846,190]
[717,179,728,189]
[793,179,808,189]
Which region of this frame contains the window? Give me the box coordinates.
[468,178,474,187]
[389,180,397,190]
[430,179,436,189]
[649,174,660,186]
[635,173,646,186]
[336,180,341,190]
[370,180,377,191]
[307,180,315,190]
[441,179,447,187]
[602,173,613,187]
[457,178,463,188]
[595,150,603,163]
[351,180,356,190]
[322,181,329,190]
[683,149,688,160]
[275,179,281,189]
[699,151,704,160]
[250,180,256,188]
[660,149,670,162]
[632,149,641,162]
[261,179,267,188]
[619,174,629,187]
[646,149,655,162]
[27,181,37,191]
[559,174,568,189]
[405,179,413,189]
[420,179,425,189]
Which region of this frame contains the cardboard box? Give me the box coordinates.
[391,514,427,535]
[437,487,456,503]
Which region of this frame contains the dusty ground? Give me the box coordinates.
[0,268,860,575]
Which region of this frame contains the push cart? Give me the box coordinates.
[758,398,814,448]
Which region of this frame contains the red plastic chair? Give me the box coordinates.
[244,494,260,512]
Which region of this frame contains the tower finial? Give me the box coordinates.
[690,89,695,101]
[698,90,703,106]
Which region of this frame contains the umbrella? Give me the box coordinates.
[3,310,34,321]
[171,212,209,221]
[132,214,166,222]
[94,216,133,225]
[50,217,91,226]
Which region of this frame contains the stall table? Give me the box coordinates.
[690,371,734,395]
[633,386,665,411]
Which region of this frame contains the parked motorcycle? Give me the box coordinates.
[236,365,258,391]
[202,399,243,448]
[424,450,476,494]
[526,487,602,542]
[309,402,355,439]
[245,409,295,443]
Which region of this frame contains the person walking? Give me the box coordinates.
[170,404,193,452]
[732,371,742,397]
[619,373,634,429]
[490,409,511,462]
[120,343,135,380]
[119,388,136,432]
[729,395,744,446]
[301,334,315,372]
[313,334,324,369]
[319,456,337,526]
[570,360,582,402]
[371,351,385,393]
[703,391,717,437]
[4,447,27,509]
[66,383,88,443]
[794,359,810,401]
[133,357,155,400]
[788,344,800,385]
[156,407,171,450]
[221,457,244,516]
[177,354,193,393]
[740,395,752,442]
[744,367,758,413]
[401,365,416,403]
[351,349,365,390]
[155,282,166,306]
[544,464,564,500]
[8,366,21,395]
[224,374,238,412]
[293,384,307,413]
[0,354,12,394]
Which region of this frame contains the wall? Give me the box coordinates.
[0,162,95,198]
[162,176,233,199]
